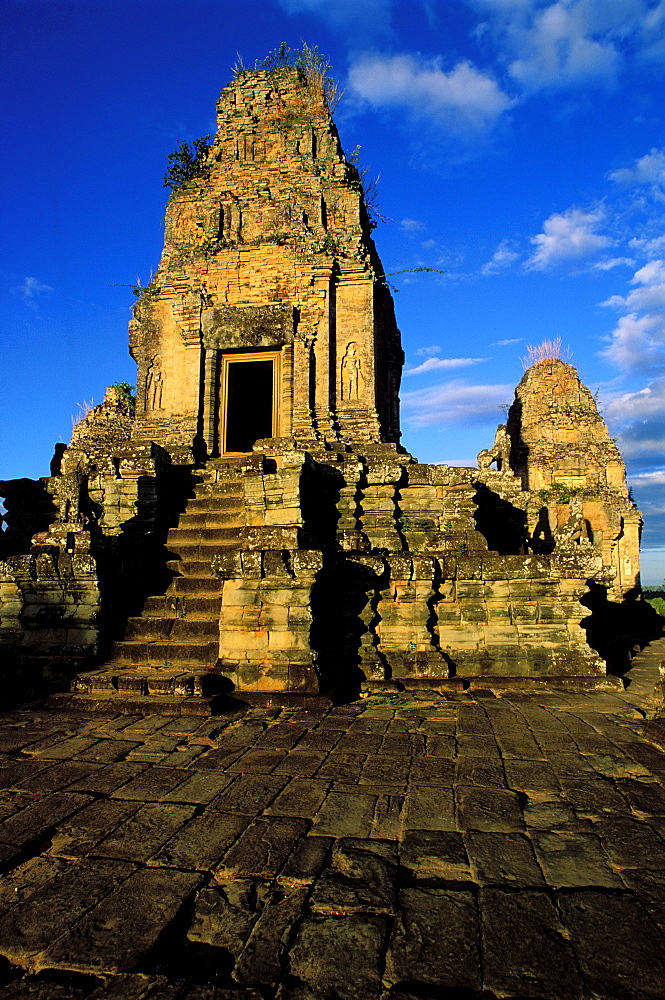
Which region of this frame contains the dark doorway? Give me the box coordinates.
[225,359,274,452]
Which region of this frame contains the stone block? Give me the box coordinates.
[234,885,309,987]
[287,606,312,627]
[508,580,533,599]
[0,858,136,969]
[436,628,481,649]
[262,605,290,628]
[215,816,308,879]
[236,663,262,689]
[384,887,480,990]
[312,791,377,837]
[510,602,539,625]
[456,786,524,832]
[263,550,291,576]
[268,629,309,651]
[436,607,462,625]
[262,587,308,606]
[221,581,260,606]
[289,913,387,999]
[219,628,268,652]
[480,888,584,998]
[529,830,622,888]
[288,664,319,693]
[484,600,510,621]
[518,625,571,648]
[42,867,202,974]
[186,879,268,965]
[309,839,397,916]
[556,891,665,1000]
[537,602,568,623]
[465,833,545,888]
[256,665,290,692]
[459,602,488,624]
[292,550,323,575]
[455,555,484,580]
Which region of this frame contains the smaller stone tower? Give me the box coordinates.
[506,358,641,597]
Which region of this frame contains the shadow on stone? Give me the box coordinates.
[581,582,664,676]
[473,483,527,555]
[310,556,374,703]
[94,465,201,660]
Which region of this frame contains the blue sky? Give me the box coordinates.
[2,0,664,582]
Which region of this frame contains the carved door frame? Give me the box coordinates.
[219,349,282,453]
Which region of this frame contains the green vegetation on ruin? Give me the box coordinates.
[164,135,211,191]
[110,382,136,417]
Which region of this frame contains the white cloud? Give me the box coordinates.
[508,4,620,90]
[347,54,514,134]
[415,344,442,357]
[609,147,665,201]
[629,469,665,484]
[400,218,426,233]
[640,0,665,62]
[601,260,665,372]
[602,312,665,372]
[604,376,665,547]
[402,378,513,428]
[606,376,665,422]
[526,206,610,269]
[13,276,53,311]
[481,240,520,273]
[404,356,486,376]
[603,259,665,311]
[605,377,665,479]
[593,256,636,270]
[629,235,665,258]
[493,338,523,346]
[17,276,53,300]
[469,0,665,92]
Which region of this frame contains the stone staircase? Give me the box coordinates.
[52,471,247,715]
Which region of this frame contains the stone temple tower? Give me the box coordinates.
[130,66,403,463]
[506,359,641,598]
[0,62,652,714]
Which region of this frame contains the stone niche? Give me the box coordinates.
[1,65,658,713]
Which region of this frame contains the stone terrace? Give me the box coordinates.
[0,641,664,1000]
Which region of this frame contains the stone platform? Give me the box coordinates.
[0,640,664,1000]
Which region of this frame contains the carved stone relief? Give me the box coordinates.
[145,357,163,410]
[341,341,363,402]
[201,304,294,350]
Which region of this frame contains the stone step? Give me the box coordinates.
[170,576,224,595]
[176,511,245,529]
[142,594,222,617]
[123,617,220,641]
[168,527,244,544]
[69,666,228,698]
[166,559,219,577]
[181,492,246,507]
[185,491,245,509]
[166,543,240,563]
[106,640,219,666]
[47,690,227,716]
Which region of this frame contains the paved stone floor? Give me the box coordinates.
[1,646,665,999]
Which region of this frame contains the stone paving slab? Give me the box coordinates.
[0,642,665,998]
